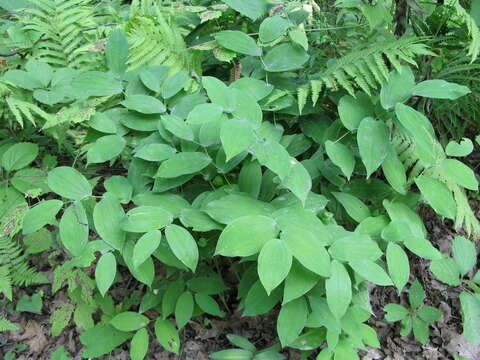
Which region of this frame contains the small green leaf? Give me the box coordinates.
[384,303,409,322]
[87,135,126,164]
[446,138,474,157]
[209,349,253,360]
[72,72,123,97]
[258,239,292,295]
[289,28,308,51]
[417,306,442,323]
[409,279,425,309]
[332,192,370,223]
[80,325,132,358]
[121,95,166,114]
[338,93,374,130]
[380,67,415,110]
[161,115,194,141]
[283,261,319,304]
[277,297,308,347]
[134,143,176,162]
[326,260,352,319]
[452,236,476,276]
[104,176,133,204]
[48,167,92,200]
[165,224,199,272]
[220,0,266,20]
[95,252,116,297]
[106,29,129,75]
[459,291,480,344]
[415,175,456,219]
[220,118,254,161]
[59,201,88,256]
[154,318,180,354]
[194,293,225,317]
[259,16,291,43]
[325,140,355,179]
[357,117,389,178]
[130,328,149,360]
[349,260,393,286]
[386,243,410,293]
[215,30,262,56]
[121,206,173,233]
[111,312,150,332]
[412,317,429,345]
[412,80,471,100]
[441,159,478,191]
[2,142,38,171]
[22,200,63,235]
[328,234,382,262]
[175,291,194,329]
[156,152,211,178]
[93,193,126,250]
[263,43,309,72]
[133,230,161,268]
[161,71,188,99]
[202,76,236,112]
[430,257,461,286]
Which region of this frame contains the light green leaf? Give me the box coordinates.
[412,317,429,345]
[133,230,161,268]
[430,257,461,286]
[59,201,88,256]
[162,280,185,318]
[161,115,194,141]
[289,28,308,51]
[215,31,262,56]
[220,0,266,20]
[156,152,211,178]
[95,252,116,297]
[283,261,319,304]
[382,146,407,194]
[263,43,309,72]
[135,143,176,162]
[210,349,253,360]
[329,234,382,262]
[384,303,409,322]
[326,260,352,319]
[338,93,374,130]
[130,328,149,360]
[154,318,180,354]
[453,236,476,276]
[2,142,38,171]
[205,194,274,224]
[165,224,199,272]
[216,215,278,257]
[230,78,273,101]
[415,175,456,219]
[357,117,389,178]
[282,160,312,203]
[194,293,225,317]
[441,159,478,191]
[350,260,393,286]
[409,279,425,309]
[380,67,415,110]
[80,325,132,358]
[161,71,188,99]
[253,140,292,180]
[47,167,92,200]
[238,160,262,198]
[277,297,308,347]
[460,291,480,344]
[22,200,63,235]
[87,135,126,164]
[386,243,410,293]
[23,228,52,254]
[332,192,370,223]
[220,118,254,161]
[417,306,442,323]
[175,291,194,329]
[106,29,129,75]
[202,77,236,113]
[404,237,442,260]
[446,138,474,157]
[325,140,355,179]
[121,206,173,233]
[72,72,123,97]
[259,16,291,43]
[412,80,471,100]
[93,193,126,250]
[121,95,166,114]
[104,176,133,204]
[111,312,149,332]
[258,239,292,295]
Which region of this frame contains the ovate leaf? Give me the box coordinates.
[259,16,291,43]
[386,243,410,293]
[258,239,292,295]
[59,201,88,256]
[175,291,194,329]
[48,167,92,200]
[121,206,173,233]
[80,325,132,358]
[446,138,474,157]
[441,159,478,191]
[412,80,471,100]
[121,95,166,114]
[452,236,476,276]
[111,312,149,332]
[220,118,254,161]
[338,93,374,130]
[154,318,180,354]
[357,118,389,178]
[87,135,126,164]
[277,297,308,347]
[2,142,38,171]
[22,199,62,235]
[106,29,129,75]
[263,43,309,72]
[93,193,126,250]
[156,152,211,178]
[220,0,267,20]
[130,328,149,360]
[326,261,352,319]
[215,31,262,56]
[133,230,161,268]
[430,257,461,286]
[460,292,480,344]
[95,252,116,297]
[415,175,456,219]
[332,192,370,223]
[165,224,199,272]
[325,140,355,179]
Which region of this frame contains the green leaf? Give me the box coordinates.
[121,95,166,114]
[384,303,409,322]
[210,349,253,360]
[130,328,149,360]
[134,143,176,162]
[72,72,123,97]
[121,206,173,233]
[80,325,132,358]
[87,135,126,164]
[187,276,228,295]
[175,291,194,329]
[93,193,126,250]
[381,146,407,194]
[259,16,291,43]
[380,67,415,110]
[220,118,254,161]
[216,215,277,257]
[47,167,92,200]
[441,159,478,191]
[329,234,382,262]
[357,117,389,178]
[194,293,225,317]
[205,194,274,224]
[162,280,185,318]
[446,138,474,157]
[161,115,194,141]
[2,142,38,171]
[349,260,393,286]
[59,201,88,256]
[104,176,133,204]
[202,76,236,113]
[156,152,211,178]
[338,93,374,130]
[412,318,429,345]
[165,224,199,272]
[326,260,352,319]
[220,0,267,20]
[111,312,149,332]
[452,236,476,276]
[230,78,273,101]
[409,279,425,309]
[33,89,64,105]
[23,228,52,254]
[106,29,129,75]
[417,306,442,323]
[415,175,456,219]
[282,160,312,203]
[404,236,442,260]
[325,140,355,179]
[258,239,292,295]
[22,200,63,235]
[281,227,331,277]
[289,28,308,51]
[50,346,72,360]
[154,318,180,354]
[277,297,308,347]
[244,280,282,316]
[161,71,188,99]
[283,261,319,304]
[238,160,262,198]
[430,257,461,286]
[412,80,471,100]
[215,31,262,56]
[460,291,480,344]
[253,140,292,180]
[332,192,370,223]
[386,243,410,293]
[95,252,116,297]
[4,70,44,90]
[133,230,161,268]
[263,43,309,72]
[16,293,43,313]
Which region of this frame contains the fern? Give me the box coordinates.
[0,317,18,331]
[298,37,435,112]
[20,0,98,68]
[448,0,480,62]
[5,96,54,127]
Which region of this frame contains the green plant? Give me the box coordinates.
[210,334,285,360]
[384,279,443,345]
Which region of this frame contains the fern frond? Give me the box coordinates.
[449,0,480,62]
[0,316,18,331]
[5,96,54,127]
